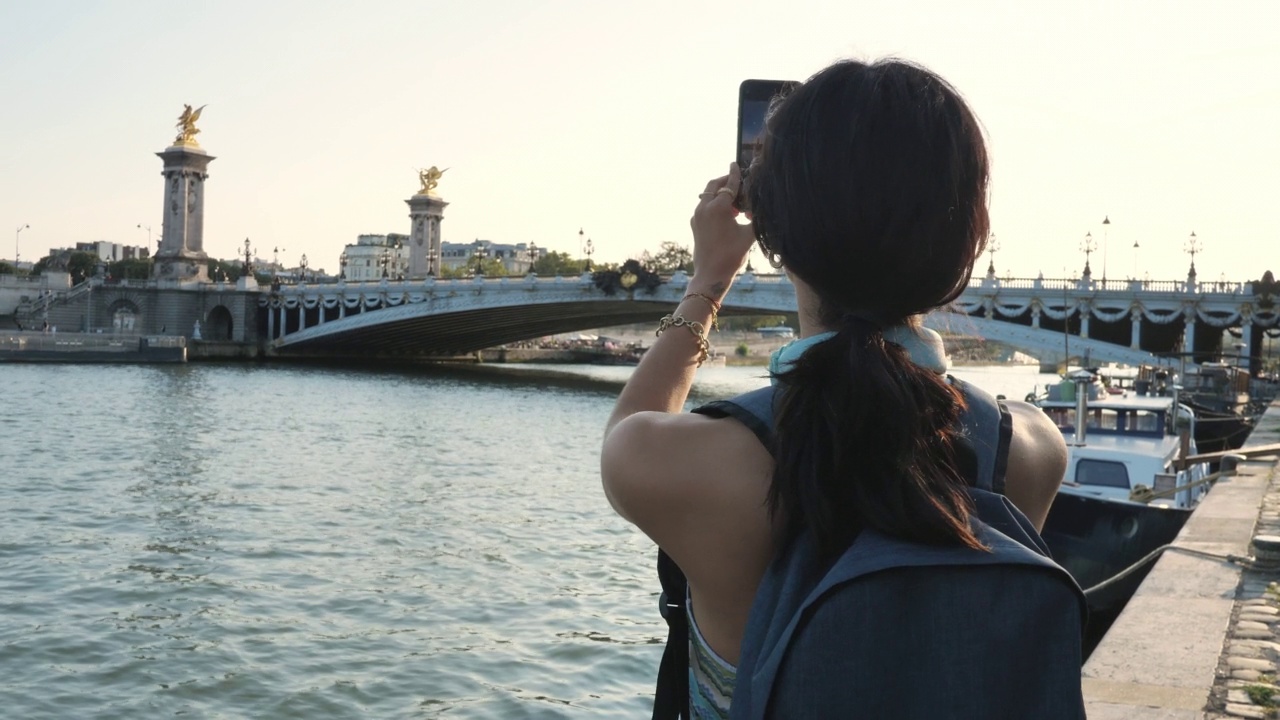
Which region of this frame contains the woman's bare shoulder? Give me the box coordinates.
[601,410,774,561]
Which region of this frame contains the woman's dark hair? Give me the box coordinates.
[747,59,990,557]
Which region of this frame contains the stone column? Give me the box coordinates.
[1182,305,1197,355]
[1079,302,1090,339]
[1130,307,1142,349]
[1241,306,1255,375]
[406,193,450,279]
[267,305,275,341]
[154,144,215,283]
[1031,304,1042,329]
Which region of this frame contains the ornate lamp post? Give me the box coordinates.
[339,251,348,281]
[15,224,29,268]
[299,253,308,283]
[1080,231,1096,277]
[272,246,285,279]
[379,248,390,279]
[136,223,152,249]
[426,247,437,276]
[1185,231,1201,276]
[243,238,255,278]
[1131,238,1139,280]
[986,233,1000,276]
[527,242,539,275]
[584,235,595,272]
[472,240,489,276]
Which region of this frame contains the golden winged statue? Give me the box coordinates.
[417,166,448,196]
[174,104,206,146]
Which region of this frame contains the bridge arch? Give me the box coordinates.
[205,305,234,341]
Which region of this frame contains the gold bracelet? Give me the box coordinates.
[656,313,711,367]
[681,292,721,331]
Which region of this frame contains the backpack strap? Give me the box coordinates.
[951,376,1013,495]
[649,387,776,719]
[651,550,689,719]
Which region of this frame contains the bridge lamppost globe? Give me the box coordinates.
[1080,231,1096,277]
[986,233,1000,277]
[1185,231,1201,277]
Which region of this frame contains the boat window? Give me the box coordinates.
[1076,459,1130,488]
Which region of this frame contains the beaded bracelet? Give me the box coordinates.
[656,313,711,367]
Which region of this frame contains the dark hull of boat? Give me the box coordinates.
[1041,492,1192,615]
[1185,402,1256,454]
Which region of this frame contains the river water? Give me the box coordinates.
[0,361,1058,719]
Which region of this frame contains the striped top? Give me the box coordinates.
[687,591,735,719]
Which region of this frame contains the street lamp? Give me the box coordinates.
[1100,216,1110,283]
[527,242,539,275]
[1131,238,1139,280]
[243,238,255,278]
[426,247,437,276]
[1080,231,1096,276]
[15,224,29,267]
[273,246,286,278]
[1185,231,1201,276]
[137,223,152,248]
[986,233,1000,276]
[583,233,595,272]
[299,253,308,283]
[339,251,348,281]
[472,240,489,276]
[379,248,390,278]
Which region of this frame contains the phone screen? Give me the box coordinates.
[736,80,797,171]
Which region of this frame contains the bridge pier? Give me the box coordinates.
[1130,308,1141,349]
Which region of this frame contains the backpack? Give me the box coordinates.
[651,378,1086,719]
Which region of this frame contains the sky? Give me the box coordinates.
[1,0,1277,282]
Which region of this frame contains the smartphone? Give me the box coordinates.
[736,79,797,209]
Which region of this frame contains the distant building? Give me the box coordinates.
[74,241,150,262]
[439,239,535,274]
[340,234,410,281]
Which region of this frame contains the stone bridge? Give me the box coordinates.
[262,268,1279,370]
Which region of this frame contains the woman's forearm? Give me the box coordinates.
[603,277,730,437]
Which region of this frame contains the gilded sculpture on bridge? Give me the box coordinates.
[417,166,448,196]
[174,104,206,147]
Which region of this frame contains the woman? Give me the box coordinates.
[601,59,1078,717]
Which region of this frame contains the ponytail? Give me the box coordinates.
[768,318,983,559]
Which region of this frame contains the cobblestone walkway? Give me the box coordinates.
[1207,459,1280,719]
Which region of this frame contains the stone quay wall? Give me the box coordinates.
[1083,400,1280,719]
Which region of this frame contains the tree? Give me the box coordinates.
[107,258,152,280]
[0,261,14,275]
[207,259,244,282]
[642,241,694,274]
[439,257,509,278]
[532,251,587,276]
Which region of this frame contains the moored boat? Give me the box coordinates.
[1032,371,1213,619]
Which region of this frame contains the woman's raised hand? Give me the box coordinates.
[689,162,757,297]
